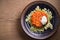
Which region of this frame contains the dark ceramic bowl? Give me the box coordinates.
[21,1,59,39]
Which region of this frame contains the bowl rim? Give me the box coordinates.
[20,1,59,39]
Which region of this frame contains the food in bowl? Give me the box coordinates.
[25,6,53,32]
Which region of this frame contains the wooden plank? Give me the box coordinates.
[0,0,60,40]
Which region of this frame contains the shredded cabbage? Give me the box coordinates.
[25,6,53,32]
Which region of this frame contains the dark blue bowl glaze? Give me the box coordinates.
[21,1,59,39]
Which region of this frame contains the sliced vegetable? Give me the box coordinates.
[25,6,53,32]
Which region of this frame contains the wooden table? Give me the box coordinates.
[0,0,60,40]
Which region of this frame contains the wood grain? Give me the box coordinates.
[0,0,60,40]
